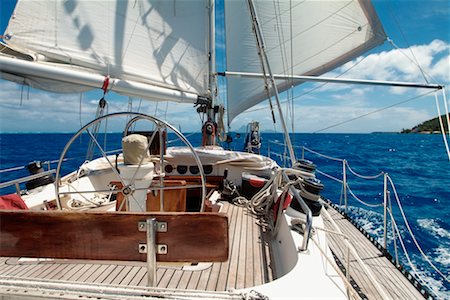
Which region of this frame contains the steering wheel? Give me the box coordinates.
[54,112,206,212]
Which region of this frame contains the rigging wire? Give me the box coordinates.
[154,101,159,117]
[313,89,437,133]
[386,38,436,84]
[289,0,295,139]
[242,52,371,114]
[19,84,24,106]
[103,104,109,151]
[164,100,169,120]
[137,98,142,113]
[236,2,375,122]
[272,0,293,140]
[385,1,430,83]
[79,93,83,128]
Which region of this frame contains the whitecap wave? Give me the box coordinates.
[417,219,450,240]
[435,246,450,267]
[416,274,449,300]
[410,254,450,300]
[337,207,449,298]
[345,206,397,244]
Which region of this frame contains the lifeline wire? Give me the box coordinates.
[300,145,449,285]
[387,175,449,282]
[313,89,437,133]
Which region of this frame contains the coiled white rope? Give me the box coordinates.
[232,169,301,233]
[247,170,282,217]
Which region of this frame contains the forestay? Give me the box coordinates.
[1,0,210,102]
[225,0,386,122]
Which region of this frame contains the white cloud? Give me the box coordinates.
[295,105,432,133]
[233,92,436,133]
[333,40,450,86]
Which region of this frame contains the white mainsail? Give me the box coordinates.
[225,0,386,122]
[0,0,210,102]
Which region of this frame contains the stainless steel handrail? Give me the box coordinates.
[0,170,56,189]
[0,170,56,194]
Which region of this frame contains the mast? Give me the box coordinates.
[202,0,217,146]
[247,0,297,165]
[209,0,216,107]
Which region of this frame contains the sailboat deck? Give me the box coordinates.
[323,204,425,300]
[0,202,274,292]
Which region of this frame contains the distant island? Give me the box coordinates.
[401,113,449,134]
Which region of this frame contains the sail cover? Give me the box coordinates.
[1,0,210,102]
[225,0,386,122]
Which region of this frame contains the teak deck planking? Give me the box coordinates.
[323,204,425,300]
[0,200,424,298]
[0,202,274,292]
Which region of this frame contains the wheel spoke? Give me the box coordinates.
[55,112,206,213]
[129,193,145,211]
[86,129,127,187]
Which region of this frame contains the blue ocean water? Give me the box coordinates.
[0,132,449,297]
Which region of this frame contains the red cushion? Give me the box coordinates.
[0,194,29,210]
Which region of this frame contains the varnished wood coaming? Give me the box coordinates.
[0,210,228,263]
[0,202,274,291]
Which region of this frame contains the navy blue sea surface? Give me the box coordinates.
[0,132,448,297]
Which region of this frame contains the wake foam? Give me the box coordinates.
[417,218,450,239]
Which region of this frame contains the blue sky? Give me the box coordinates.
[0,0,449,133]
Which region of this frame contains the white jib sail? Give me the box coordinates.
[1,0,210,102]
[225,0,386,122]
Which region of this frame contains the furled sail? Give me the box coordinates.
[0,0,210,103]
[225,0,386,122]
